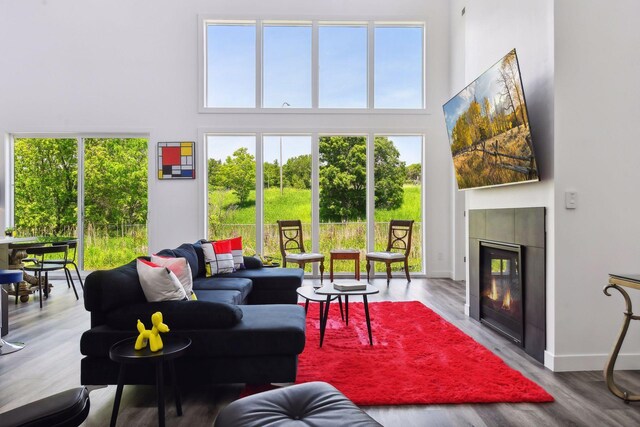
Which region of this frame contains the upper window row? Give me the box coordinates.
[204,21,424,110]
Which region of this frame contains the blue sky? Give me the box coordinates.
[207,23,423,108]
[263,25,311,107]
[207,135,422,166]
[207,25,255,107]
[319,25,367,107]
[374,26,423,108]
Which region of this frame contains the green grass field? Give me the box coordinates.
[15,185,422,272]
[209,185,422,273]
[15,225,149,271]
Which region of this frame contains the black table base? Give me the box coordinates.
[109,337,190,427]
[319,294,373,347]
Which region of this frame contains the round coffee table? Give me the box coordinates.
[109,336,191,427]
[314,283,379,347]
[296,286,343,326]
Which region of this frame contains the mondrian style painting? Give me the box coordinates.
[158,142,195,179]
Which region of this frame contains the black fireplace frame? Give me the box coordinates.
[479,240,524,346]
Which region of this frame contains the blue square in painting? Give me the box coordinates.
[181,170,193,177]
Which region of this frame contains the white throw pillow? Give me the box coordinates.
[150,255,194,297]
[137,258,187,302]
[201,241,235,276]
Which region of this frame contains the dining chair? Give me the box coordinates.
[23,245,77,308]
[43,240,84,290]
[366,220,414,285]
[277,220,325,283]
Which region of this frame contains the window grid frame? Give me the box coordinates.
[200,18,426,113]
[201,131,427,276]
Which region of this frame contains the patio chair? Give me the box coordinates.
[366,219,414,285]
[277,220,324,283]
[43,239,84,290]
[24,244,78,308]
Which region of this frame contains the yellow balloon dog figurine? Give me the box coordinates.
[135,312,170,352]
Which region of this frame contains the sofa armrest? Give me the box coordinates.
[105,300,243,330]
[243,256,263,269]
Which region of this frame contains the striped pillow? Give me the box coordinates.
[202,240,235,276]
[219,236,245,270]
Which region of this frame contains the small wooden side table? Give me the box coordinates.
[109,336,191,427]
[603,274,640,403]
[330,249,361,282]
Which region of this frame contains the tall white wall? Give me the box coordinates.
[456,0,640,371]
[553,0,640,371]
[0,0,453,276]
[452,0,556,367]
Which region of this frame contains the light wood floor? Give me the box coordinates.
[1,277,639,426]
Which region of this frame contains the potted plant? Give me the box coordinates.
[4,227,15,237]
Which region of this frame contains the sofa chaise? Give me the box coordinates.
[80,242,306,386]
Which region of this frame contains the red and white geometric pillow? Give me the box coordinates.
[202,240,235,276]
[222,236,245,270]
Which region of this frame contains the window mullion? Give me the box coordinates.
[77,137,85,270]
[311,132,320,278]
[311,21,319,109]
[366,133,375,256]
[256,20,263,108]
[256,133,264,255]
[367,21,375,109]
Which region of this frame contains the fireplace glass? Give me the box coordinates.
[480,242,523,344]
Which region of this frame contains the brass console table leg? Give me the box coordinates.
[603,284,640,403]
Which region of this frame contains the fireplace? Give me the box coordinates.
[468,208,545,363]
[480,242,523,345]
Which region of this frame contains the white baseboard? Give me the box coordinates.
[544,350,640,372]
[425,271,452,279]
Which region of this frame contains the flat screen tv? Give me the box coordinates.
[443,49,539,190]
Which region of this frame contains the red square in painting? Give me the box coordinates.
[162,147,181,165]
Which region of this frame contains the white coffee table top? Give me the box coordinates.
[315,282,379,296]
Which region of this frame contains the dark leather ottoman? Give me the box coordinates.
[0,387,90,427]
[214,382,381,427]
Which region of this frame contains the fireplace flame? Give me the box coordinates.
[502,289,512,310]
[489,277,499,301]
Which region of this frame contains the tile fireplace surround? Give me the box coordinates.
[469,207,546,363]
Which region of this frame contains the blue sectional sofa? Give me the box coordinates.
[80,242,306,386]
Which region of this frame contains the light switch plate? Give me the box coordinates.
[565,191,577,209]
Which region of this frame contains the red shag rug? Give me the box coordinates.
[244,301,553,406]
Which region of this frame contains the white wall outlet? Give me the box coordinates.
[565,191,578,209]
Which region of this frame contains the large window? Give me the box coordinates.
[263,136,312,264]
[374,135,423,273]
[206,135,257,254]
[83,138,148,270]
[203,19,424,110]
[205,133,425,276]
[12,137,148,270]
[319,136,367,273]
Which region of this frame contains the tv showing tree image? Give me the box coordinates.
[443,49,538,190]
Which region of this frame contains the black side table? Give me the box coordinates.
[109,336,191,427]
